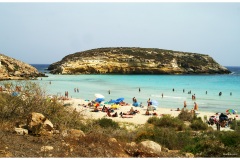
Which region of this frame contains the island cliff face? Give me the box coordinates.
[48,47,231,75]
[0,54,46,80]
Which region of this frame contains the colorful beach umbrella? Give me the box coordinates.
[226,109,237,114]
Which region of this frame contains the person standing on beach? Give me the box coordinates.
[66,91,69,98]
[172,88,175,92]
[139,88,141,92]
[184,101,187,108]
[147,98,151,106]
[108,90,110,94]
[194,102,198,111]
[162,93,163,98]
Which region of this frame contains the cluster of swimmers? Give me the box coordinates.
[74,88,79,93]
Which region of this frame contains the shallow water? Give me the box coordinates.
[31,65,240,113]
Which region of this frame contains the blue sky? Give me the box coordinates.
[0,2,239,66]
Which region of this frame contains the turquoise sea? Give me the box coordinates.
[32,64,240,113]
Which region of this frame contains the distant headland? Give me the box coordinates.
[48,47,231,75]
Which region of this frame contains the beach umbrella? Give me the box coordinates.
[95,98,104,103]
[116,97,124,102]
[115,97,124,103]
[95,93,105,98]
[151,100,159,107]
[226,109,237,114]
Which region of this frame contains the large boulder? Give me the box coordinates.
[62,129,86,140]
[125,140,162,157]
[27,112,53,135]
[138,140,162,157]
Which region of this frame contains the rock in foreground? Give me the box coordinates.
[48,47,231,75]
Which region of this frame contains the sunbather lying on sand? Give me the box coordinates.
[119,101,129,106]
[120,107,140,116]
[119,112,133,118]
[145,109,158,116]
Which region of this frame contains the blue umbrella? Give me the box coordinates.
[151,100,159,107]
[95,98,104,103]
[115,97,124,104]
[116,97,124,102]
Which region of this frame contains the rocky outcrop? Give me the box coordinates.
[48,47,231,75]
[0,54,46,80]
[26,112,54,135]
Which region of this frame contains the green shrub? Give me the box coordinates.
[147,116,159,124]
[218,131,240,147]
[0,81,87,131]
[187,139,226,157]
[96,118,120,129]
[147,115,185,131]
[190,117,208,131]
[178,108,195,122]
[229,120,240,131]
[135,125,193,150]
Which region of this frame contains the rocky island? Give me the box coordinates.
[0,54,46,80]
[48,47,231,75]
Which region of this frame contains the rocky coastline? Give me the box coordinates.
[48,47,231,75]
[0,54,47,80]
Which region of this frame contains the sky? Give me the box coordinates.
[0,2,240,66]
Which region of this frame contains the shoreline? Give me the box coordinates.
[62,98,238,131]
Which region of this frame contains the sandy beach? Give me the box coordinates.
[62,98,238,131]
